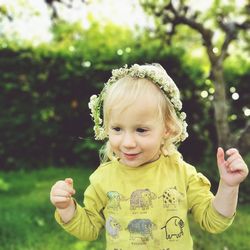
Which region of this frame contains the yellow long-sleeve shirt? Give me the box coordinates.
[55,153,234,250]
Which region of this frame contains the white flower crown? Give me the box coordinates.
[88,64,188,144]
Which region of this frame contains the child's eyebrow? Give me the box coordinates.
[135,124,150,127]
[109,122,122,127]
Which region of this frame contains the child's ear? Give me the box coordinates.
[164,127,170,138]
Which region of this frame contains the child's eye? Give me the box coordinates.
[136,128,147,133]
[112,127,121,132]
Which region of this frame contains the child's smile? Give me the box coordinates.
[122,152,141,161]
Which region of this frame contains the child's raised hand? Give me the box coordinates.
[217,147,249,187]
[50,178,76,209]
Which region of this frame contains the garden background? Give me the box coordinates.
[0,0,249,249]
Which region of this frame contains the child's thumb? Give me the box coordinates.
[65,177,73,187]
[65,178,75,195]
[216,147,225,168]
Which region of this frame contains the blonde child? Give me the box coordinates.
[50,64,248,250]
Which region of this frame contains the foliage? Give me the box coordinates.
[139,0,250,151]
[0,177,9,191]
[0,19,249,171]
[0,21,192,169]
[0,166,249,250]
[0,21,134,169]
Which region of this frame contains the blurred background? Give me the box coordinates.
[0,0,249,249]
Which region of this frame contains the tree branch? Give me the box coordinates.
[217,15,250,61]
[140,0,249,152]
[162,0,216,63]
[44,0,87,20]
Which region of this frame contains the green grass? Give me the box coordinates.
[0,167,249,250]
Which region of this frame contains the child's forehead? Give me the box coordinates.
[115,91,159,109]
[109,97,161,123]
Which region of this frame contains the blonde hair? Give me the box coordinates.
[99,75,183,163]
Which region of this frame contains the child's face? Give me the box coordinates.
[108,96,166,167]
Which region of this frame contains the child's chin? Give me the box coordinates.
[120,159,141,167]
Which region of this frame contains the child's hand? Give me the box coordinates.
[217,147,249,187]
[50,178,75,209]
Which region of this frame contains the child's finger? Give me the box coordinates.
[65,178,73,186]
[53,196,71,203]
[64,178,75,195]
[51,181,73,193]
[52,189,72,198]
[226,153,241,166]
[228,159,248,173]
[217,147,226,168]
[226,148,238,156]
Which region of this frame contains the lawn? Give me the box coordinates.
[0,167,249,250]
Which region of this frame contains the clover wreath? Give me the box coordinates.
[88,64,188,144]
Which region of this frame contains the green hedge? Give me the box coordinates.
[0,22,249,171]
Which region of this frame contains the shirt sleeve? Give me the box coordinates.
[54,177,106,241]
[186,163,235,233]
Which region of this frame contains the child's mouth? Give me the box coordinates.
[123,152,140,160]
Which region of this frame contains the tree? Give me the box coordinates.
[140,0,250,153]
[44,0,87,20]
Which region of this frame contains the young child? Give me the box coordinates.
[50,64,248,250]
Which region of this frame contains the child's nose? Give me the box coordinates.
[122,132,136,148]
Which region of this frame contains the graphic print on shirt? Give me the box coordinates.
[126,218,157,243]
[105,216,122,239]
[159,187,184,209]
[130,189,157,210]
[161,216,184,240]
[107,191,128,210]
